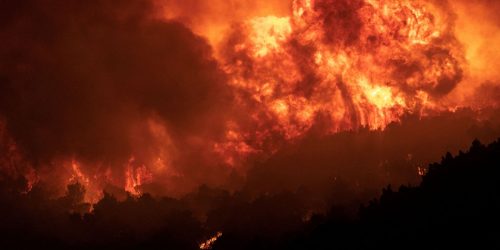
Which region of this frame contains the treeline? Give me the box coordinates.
[253,139,500,250]
[0,138,499,249]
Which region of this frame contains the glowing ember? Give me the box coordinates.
[199,231,223,250]
[417,166,427,176]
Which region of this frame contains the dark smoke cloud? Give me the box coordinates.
[316,0,364,46]
[0,0,232,167]
[0,0,499,200]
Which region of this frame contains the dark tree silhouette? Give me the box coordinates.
[276,139,500,250]
[0,138,499,249]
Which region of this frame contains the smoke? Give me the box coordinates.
[209,0,470,166]
[0,0,234,196]
[159,0,291,47]
[0,0,499,201]
[445,0,500,106]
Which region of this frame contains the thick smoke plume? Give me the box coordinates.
[0,0,499,202]
[0,0,234,198]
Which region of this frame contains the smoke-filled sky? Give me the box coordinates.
[0,0,499,202]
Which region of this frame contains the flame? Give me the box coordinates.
[248,16,292,58]
[199,231,223,250]
[417,166,427,177]
[66,160,104,204]
[214,0,469,164]
[1,0,499,199]
[125,157,153,196]
[62,157,154,203]
[70,160,90,188]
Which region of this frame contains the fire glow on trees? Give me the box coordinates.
[0,0,499,203]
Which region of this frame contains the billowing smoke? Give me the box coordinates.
[210,0,478,166]
[0,0,234,198]
[0,0,499,202]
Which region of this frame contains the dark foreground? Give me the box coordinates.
[0,138,499,249]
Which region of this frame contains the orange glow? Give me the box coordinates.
[1,0,498,201]
[212,0,476,164]
[248,16,292,57]
[199,231,223,250]
[125,157,153,196]
[65,160,104,204]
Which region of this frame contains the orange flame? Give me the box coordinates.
[125,157,153,196]
[1,0,499,199]
[199,231,223,250]
[213,0,471,165]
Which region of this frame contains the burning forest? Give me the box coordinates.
[0,0,499,249]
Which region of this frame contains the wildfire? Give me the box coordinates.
[199,231,223,250]
[248,16,292,58]
[214,0,466,164]
[417,166,427,177]
[0,0,498,202]
[66,160,105,204]
[125,157,153,196]
[66,157,154,202]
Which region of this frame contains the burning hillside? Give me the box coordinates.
[0,0,499,217]
[0,0,499,249]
